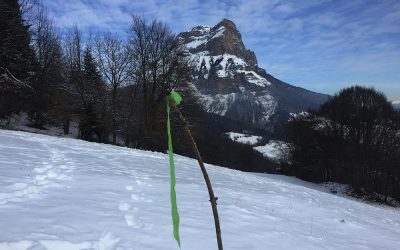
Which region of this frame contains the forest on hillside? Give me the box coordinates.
[284,87,400,203]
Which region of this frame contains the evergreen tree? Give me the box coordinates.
[0,0,35,80]
[80,46,110,142]
[0,0,36,116]
[83,46,103,101]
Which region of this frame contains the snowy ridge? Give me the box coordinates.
[184,26,225,49]
[0,130,399,249]
[226,132,262,145]
[237,69,271,87]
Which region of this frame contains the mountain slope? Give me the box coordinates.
[178,19,328,131]
[0,130,399,249]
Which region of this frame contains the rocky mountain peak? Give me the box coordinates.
[213,18,237,33]
[179,18,257,67]
[177,19,328,131]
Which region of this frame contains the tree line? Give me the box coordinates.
[1,1,190,143]
[0,0,275,173]
[285,86,400,203]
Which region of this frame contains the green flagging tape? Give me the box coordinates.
[167,91,182,247]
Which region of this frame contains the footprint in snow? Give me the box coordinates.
[125,185,133,191]
[118,202,131,212]
[131,193,153,203]
[124,214,143,228]
[8,183,28,191]
[130,194,142,201]
[34,165,52,174]
[135,179,153,187]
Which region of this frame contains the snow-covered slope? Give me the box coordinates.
[0,130,399,250]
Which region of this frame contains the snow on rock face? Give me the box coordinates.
[190,83,277,124]
[185,26,225,49]
[189,52,248,80]
[189,52,271,87]
[237,69,271,87]
[178,19,276,129]
[179,19,328,130]
[0,130,400,249]
[204,92,237,115]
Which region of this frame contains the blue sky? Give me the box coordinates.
[43,0,400,100]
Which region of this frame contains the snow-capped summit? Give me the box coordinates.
[178,19,328,131]
[180,18,257,67]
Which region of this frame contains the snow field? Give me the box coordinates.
[226,132,262,145]
[0,130,399,249]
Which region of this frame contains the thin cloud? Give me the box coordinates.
[42,0,400,99]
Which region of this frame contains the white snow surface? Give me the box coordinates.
[0,130,399,250]
[254,140,290,162]
[226,132,262,145]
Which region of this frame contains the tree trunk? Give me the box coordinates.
[112,86,117,145]
[63,118,70,135]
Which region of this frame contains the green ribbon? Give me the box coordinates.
[167,91,182,247]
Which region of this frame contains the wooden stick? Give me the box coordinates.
[171,102,223,250]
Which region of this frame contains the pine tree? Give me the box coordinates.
[0,0,35,80]
[0,0,36,116]
[83,46,103,101]
[80,46,109,142]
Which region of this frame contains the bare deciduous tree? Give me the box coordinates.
[95,33,130,144]
[127,15,192,137]
[30,5,65,126]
